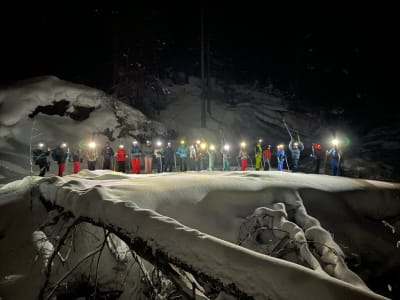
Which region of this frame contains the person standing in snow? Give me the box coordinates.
[154,141,164,173]
[189,141,201,171]
[238,143,248,171]
[32,143,50,177]
[207,144,216,171]
[163,142,174,172]
[130,140,142,174]
[176,140,188,172]
[311,143,322,174]
[276,144,285,171]
[143,140,154,174]
[86,142,98,171]
[52,142,68,176]
[101,142,114,170]
[254,139,263,170]
[263,145,272,170]
[288,139,304,172]
[70,147,82,174]
[327,145,342,176]
[221,144,231,171]
[199,142,208,171]
[116,144,127,173]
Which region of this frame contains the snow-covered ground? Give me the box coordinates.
[1,170,399,299]
[0,76,399,299]
[0,76,165,184]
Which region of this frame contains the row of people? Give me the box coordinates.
[32,138,342,177]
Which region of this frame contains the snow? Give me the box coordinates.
[0,76,165,181]
[2,171,399,299]
[0,76,399,298]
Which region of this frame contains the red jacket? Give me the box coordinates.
[116,148,126,162]
[263,149,271,159]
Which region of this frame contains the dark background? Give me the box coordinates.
[0,2,396,126]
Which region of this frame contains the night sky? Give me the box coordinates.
[0,2,395,123]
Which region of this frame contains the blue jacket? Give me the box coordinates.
[277,149,285,161]
[288,142,304,160]
[131,145,141,157]
[176,146,188,158]
[328,147,340,160]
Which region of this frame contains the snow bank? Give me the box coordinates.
[30,171,399,299]
[0,76,165,180]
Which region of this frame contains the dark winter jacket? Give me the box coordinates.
[52,146,68,164]
[33,148,49,166]
[164,146,174,161]
[311,146,322,160]
[142,144,154,157]
[101,146,114,160]
[130,145,141,158]
[328,147,340,160]
[71,149,82,162]
[288,142,304,160]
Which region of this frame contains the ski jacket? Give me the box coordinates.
[207,150,216,160]
[328,147,340,160]
[164,147,174,161]
[130,145,141,158]
[86,148,98,162]
[33,148,49,166]
[190,146,199,159]
[71,149,82,162]
[116,148,126,161]
[311,146,322,160]
[221,149,231,160]
[176,146,188,158]
[101,146,114,159]
[52,146,68,164]
[263,149,271,160]
[277,149,285,161]
[255,143,262,155]
[289,142,304,160]
[142,144,154,157]
[154,147,164,158]
[239,149,248,159]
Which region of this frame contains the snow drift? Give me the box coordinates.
[0,76,165,182]
[1,171,399,299]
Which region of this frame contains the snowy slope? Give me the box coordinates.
[157,78,400,180]
[0,76,165,183]
[1,171,399,299]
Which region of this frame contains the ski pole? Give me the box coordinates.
[285,157,290,171]
[282,119,293,140]
[174,154,177,171]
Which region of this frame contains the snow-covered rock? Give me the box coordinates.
[0,76,166,182]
